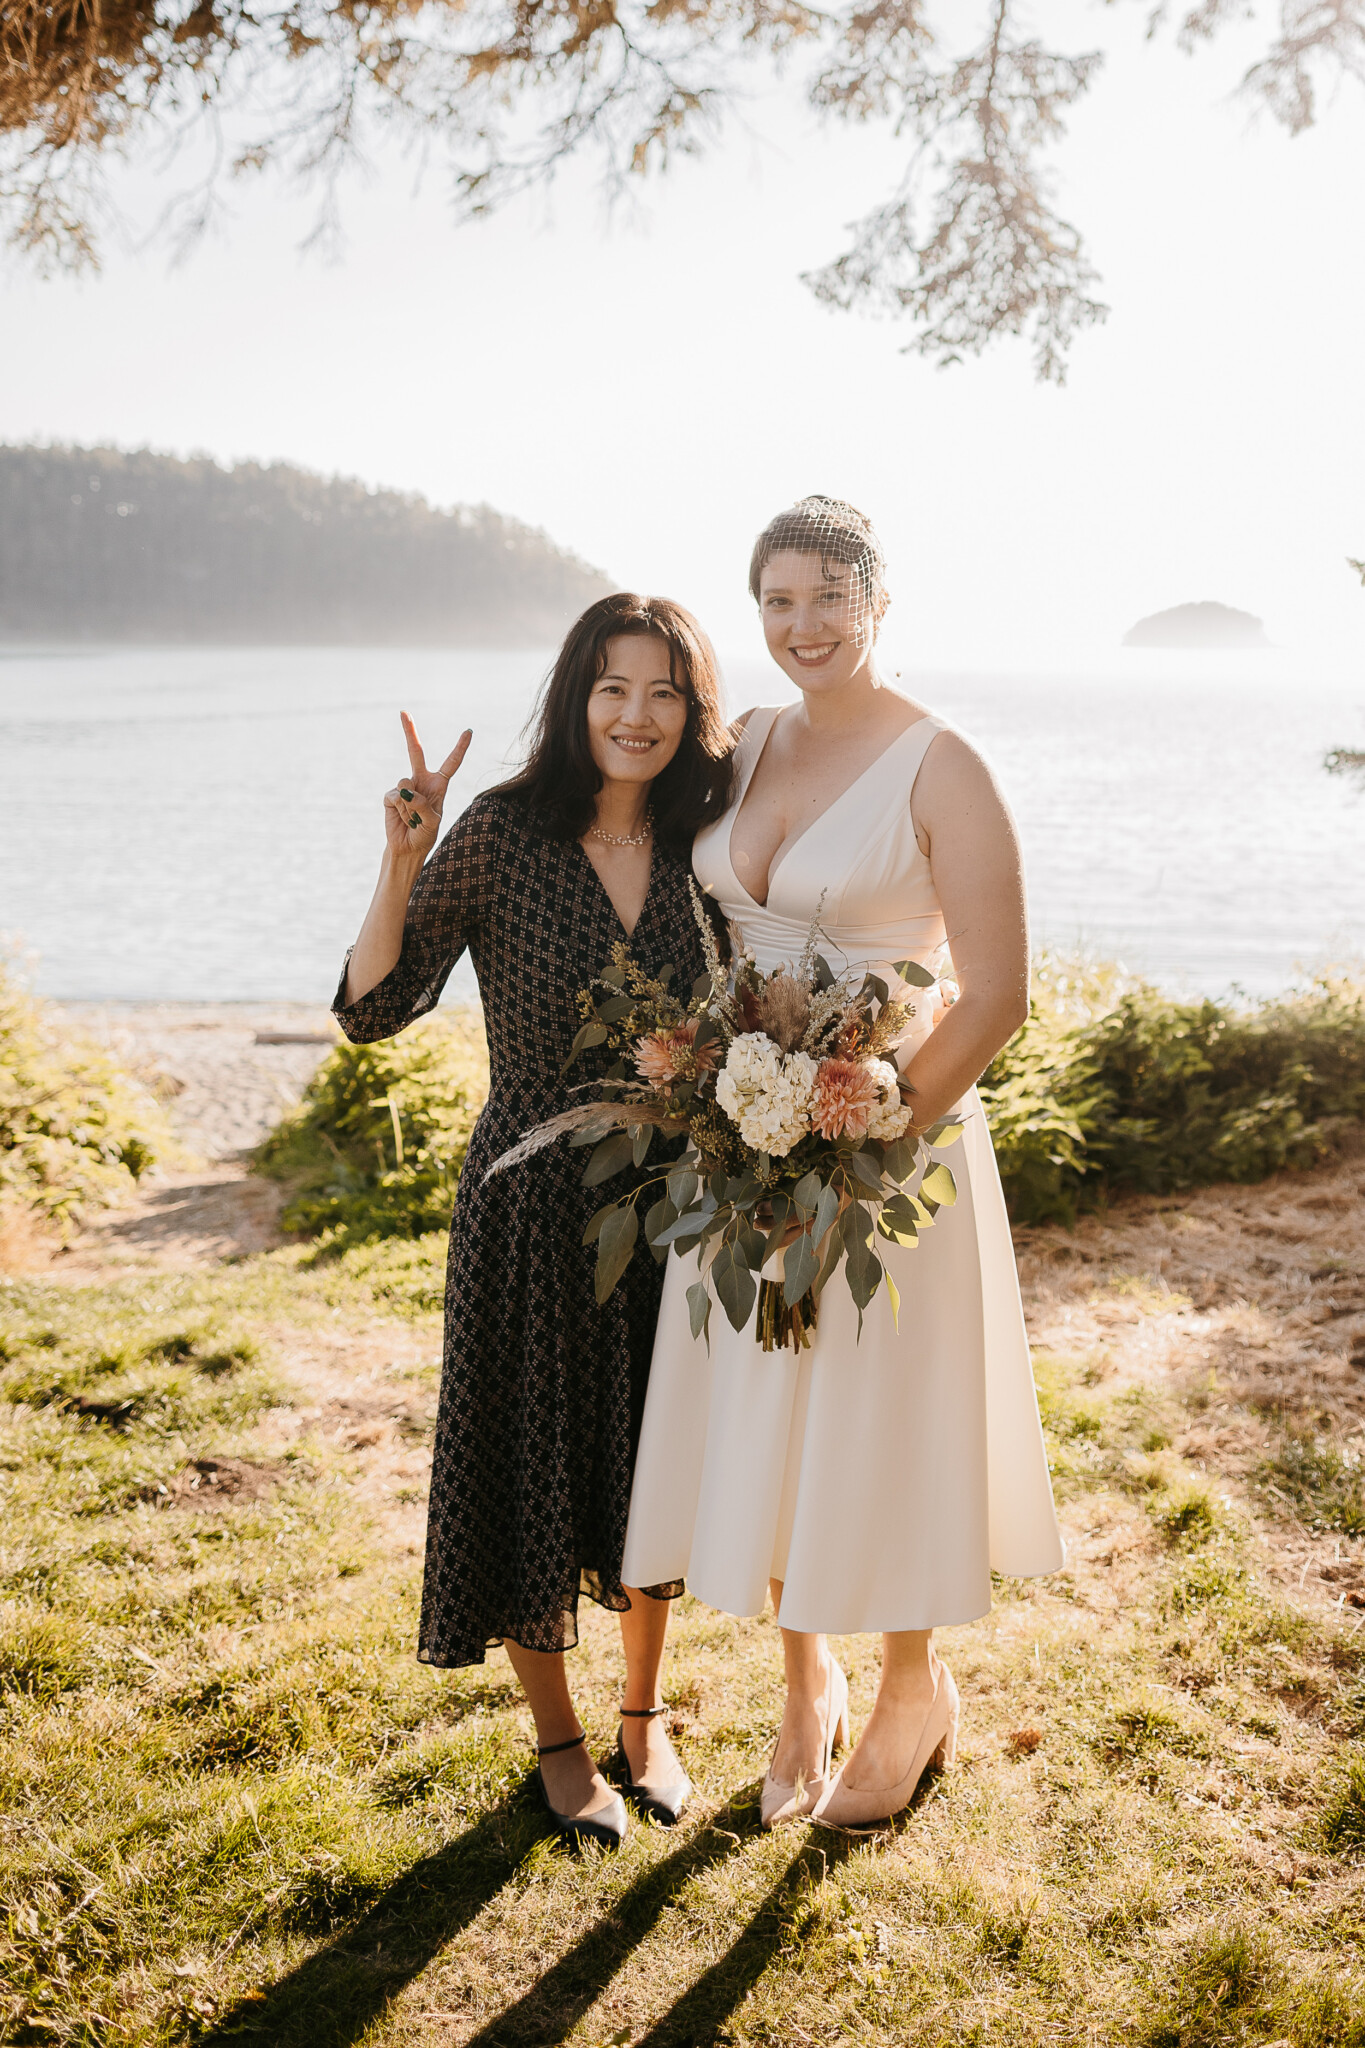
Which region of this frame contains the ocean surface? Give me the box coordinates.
[1,645,1361,1003]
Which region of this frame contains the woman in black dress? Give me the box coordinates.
[334,594,731,1846]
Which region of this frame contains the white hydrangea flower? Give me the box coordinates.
[865,1057,914,1141]
[716,1034,818,1158]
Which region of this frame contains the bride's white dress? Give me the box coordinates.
[620,707,1064,1633]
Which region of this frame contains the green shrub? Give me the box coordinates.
[0,955,170,1233]
[984,964,1365,1223]
[254,1013,488,1249]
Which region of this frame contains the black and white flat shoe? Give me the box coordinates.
[613,1705,691,1826]
[534,1732,629,1849]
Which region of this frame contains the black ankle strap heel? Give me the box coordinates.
[615,1705,691,1826]
[537,1732,589,1755]
[532,1731,627,1848]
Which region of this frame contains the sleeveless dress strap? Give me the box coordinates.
[899,714,946,799]
[733,705,781,800]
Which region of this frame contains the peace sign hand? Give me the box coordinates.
[383,712,472,865]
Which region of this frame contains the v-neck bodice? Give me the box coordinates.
[694,705,950,1006]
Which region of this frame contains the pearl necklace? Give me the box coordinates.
[588,807,653,849]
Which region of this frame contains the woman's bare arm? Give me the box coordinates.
[897,733,1030,1130]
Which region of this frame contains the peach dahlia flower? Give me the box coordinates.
[810,1058,883,1141]
[633,1018,717,1085]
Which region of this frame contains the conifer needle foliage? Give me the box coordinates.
[3,0,1362,375]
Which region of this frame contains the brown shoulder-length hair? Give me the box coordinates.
[493,592,734,850]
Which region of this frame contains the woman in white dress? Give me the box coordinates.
[621,497,1064,1831]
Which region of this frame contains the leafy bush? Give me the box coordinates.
[984,963,1365,1223]
[253,968,1365,1246]
[0,954,169,1233]
[254,1014,488,1249]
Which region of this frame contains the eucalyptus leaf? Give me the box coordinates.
[881,1136,916,1184]
[735,1215,766,1271]
[582,1201,620,1247]
[812,1182,841,1248]
[783,1231,820,1307]
[843,1202,875,1257]
[814,954,836,991]
[866,973,889,1007]
[594,1203,639,1304]
[560,1019,608,1076]
[884,1266,901,1331]
[924,1119,965,1147]
[812,1218,845,1299]
[891,958,938,988]
[877,1206,919,1248]
[599,961,626,990]
[847,1147,883,1191]
[645,1195,677,1248]
[568,1115,618,1149]
[658,963,675,986]
[847,1250,882,1315]
[711,1243,758,1332]
[920,1162,958,1207]
[652,1209,712,1247]
[667,1166,699,1210]
[631,1123,654,1168]
[691,972,713,1002]
[686,1279,712,1346]
[594,995,635,1023]
[792,1170,821,1214]
[582,1131,636,1187]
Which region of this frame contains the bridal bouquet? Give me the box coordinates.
[489,888,962,1351]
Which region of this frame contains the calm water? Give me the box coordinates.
[1,646,1361,1002]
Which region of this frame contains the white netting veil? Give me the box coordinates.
[748,496,890,657]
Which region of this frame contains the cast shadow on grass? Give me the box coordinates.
[200,1794,538,2047]
[465,1820,854,2048]
[202,1786,797,2047]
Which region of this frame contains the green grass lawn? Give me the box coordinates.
[4,1177,1365,2047]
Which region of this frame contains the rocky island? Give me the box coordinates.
[1123,600,1270,648]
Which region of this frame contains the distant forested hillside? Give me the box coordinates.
[0,446,613,645]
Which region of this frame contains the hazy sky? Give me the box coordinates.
[2,4,1363,668]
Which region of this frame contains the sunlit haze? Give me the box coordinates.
[1,6,1363,674]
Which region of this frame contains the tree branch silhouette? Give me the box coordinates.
[1,0,1361,374]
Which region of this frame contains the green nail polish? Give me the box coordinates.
[400,787,413,801]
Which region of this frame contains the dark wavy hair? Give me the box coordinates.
[493,592,734,850]
[748,495,890,616]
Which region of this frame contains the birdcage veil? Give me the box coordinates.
[748,495,890,652]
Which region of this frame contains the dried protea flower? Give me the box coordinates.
[834,1003,869,1058]
[756,972,811,1053]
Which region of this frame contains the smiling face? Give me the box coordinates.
[585,632,690,789]
[758,549,884,695]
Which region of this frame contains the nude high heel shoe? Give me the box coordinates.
[811,1663,959,1835]
[761,1660,850,1828]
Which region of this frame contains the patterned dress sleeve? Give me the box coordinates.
[332,795,502,1044]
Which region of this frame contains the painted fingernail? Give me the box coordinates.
[400,788,413,801]
[409,812,421,827]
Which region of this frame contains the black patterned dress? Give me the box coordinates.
[333,792,710,1667]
